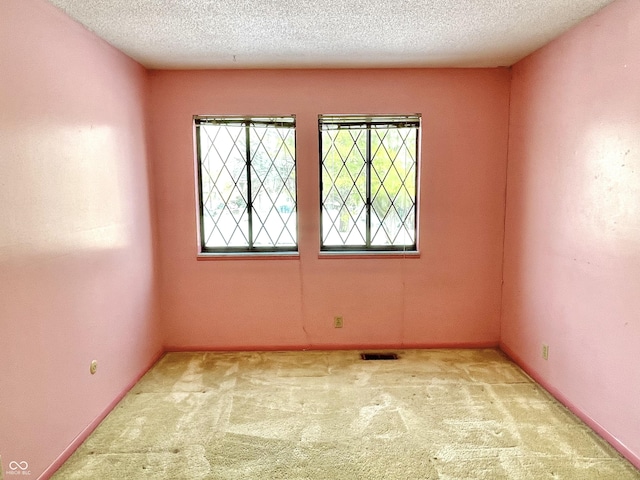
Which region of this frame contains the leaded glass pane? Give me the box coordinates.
[251,125,297,247]
[321,129,367,246]
[371,127,417,246]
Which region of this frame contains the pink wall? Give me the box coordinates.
[502,0,640,467]
[149,68,510,350]
[0,1,162,478]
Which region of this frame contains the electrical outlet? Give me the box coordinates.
[542,344,549,361]
[334,316,344,328]
[90,360,98,375]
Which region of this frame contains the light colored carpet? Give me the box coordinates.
[52,349,640,479]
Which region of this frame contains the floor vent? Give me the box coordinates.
[361,353,399,361]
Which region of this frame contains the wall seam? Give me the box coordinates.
[498,66,514,344]
[144,70,169,350]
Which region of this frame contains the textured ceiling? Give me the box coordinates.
[47,0,615,69]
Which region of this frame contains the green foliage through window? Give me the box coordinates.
[319,115,419,251]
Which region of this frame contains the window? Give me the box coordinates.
[319,115,420,252]
[195,116,297,253]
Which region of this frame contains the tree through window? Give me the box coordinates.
[319,115,419,252]
[195,116,297,253]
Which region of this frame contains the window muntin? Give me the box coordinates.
[195,116,297,253]
[319,115,419,251]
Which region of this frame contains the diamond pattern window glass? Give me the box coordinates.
[195,116,297,253]
[319,115,419,251]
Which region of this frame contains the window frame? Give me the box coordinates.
[318,114,420,253]
[195,115,298,255]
